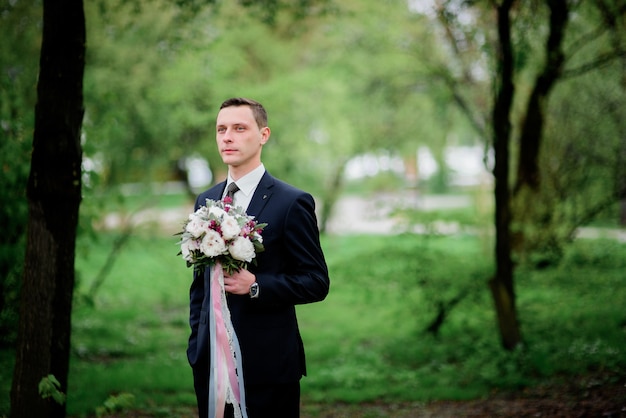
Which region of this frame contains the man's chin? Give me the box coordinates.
[221,157,237,165]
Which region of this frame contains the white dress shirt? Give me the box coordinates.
[223,164,266,211]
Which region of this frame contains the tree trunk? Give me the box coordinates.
[318,160,346,234]
[618,37,626,226]
[514,0,569,194]
[10,0,85,417]
[510,0,569,260]
[489,0,521,351]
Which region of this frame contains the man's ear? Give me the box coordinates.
[260,127,270,145]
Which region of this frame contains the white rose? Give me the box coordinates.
[181,238,201,262]
[185,215,209,238]
[228,236,255,262]
[220,215,241,240]
[196,206,209,217]
[208,206,227,219]
[200,229,227,257]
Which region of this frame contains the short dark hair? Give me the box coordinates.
[219,97,268,129]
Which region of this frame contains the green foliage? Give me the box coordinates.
[0,230,624,415]
[436,0,626,268]
[79,0,464,197]
[0,0,39,347]
[510,52,626,266]
[300,234,626,402]
[38,374,66,405]
[95,392,135,417]
[2,0,626,411]
[560,239,626,270]
[6,231,618,416]
[84,0,189,186]
[0,349,11,413]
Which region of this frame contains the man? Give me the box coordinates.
[187,97,330,417]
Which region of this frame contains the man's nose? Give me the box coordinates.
[221,128,233,141]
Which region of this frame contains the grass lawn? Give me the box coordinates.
[1,224,625,417]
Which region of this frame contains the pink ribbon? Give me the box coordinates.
[209,263,246,417]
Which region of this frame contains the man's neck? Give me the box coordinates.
[228,162,262,181]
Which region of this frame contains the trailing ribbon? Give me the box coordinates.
[207,263,247,418]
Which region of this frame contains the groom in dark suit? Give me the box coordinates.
[187,97,330,417]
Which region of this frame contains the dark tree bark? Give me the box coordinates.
[618,35,626,226]
[514,0,569,193]
[491,0,569,351]
[488,0,522,351]
[10,0,85,417]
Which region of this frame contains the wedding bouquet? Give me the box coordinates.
[178,196,266,275]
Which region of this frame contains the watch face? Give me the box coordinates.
[250,283,259,298]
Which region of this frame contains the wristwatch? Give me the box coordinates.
[249,282,259,299]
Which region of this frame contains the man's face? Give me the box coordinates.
[216,105,269,172]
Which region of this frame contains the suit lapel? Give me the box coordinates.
[247,172,274,218]
[209,182,226,201]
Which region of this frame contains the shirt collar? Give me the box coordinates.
[227,163,265,198]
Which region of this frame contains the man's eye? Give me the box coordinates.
[217,128,226,133]
[236,126,245,131]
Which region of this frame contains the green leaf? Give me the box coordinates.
[38,374,66,405]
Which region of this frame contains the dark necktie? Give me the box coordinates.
[226,182,239,201]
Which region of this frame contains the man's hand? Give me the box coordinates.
[223,268,256,295]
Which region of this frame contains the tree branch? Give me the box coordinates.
[562,49,626,79]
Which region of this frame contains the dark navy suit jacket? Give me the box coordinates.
[187,171,330,385]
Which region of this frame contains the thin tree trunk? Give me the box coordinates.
[618,31,626,226]
[510,0,569,259]
[319,160,346,234]
[10,0,85,417]
[489,0,521,351]
[514,0,569,194]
